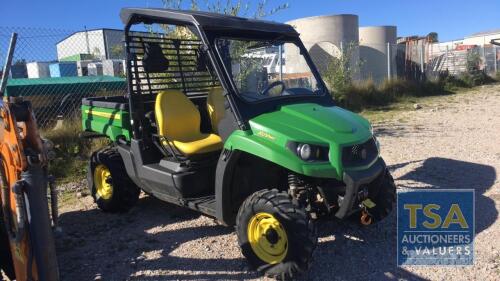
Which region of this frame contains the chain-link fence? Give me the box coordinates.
[304,40,500,85]
[1,26,499,128]
[0,26,127,128]
[426,43,499,77]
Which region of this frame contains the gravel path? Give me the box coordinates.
[55,84,500,281]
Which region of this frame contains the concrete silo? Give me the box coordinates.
[359,26,397,82]
[286,15,360,75]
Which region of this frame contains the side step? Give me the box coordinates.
[185,196,216,217]
[152,191,217,218]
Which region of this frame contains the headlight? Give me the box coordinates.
[287,142,329,162]
[297,144,312,160]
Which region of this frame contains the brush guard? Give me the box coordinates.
[335,158,385,219]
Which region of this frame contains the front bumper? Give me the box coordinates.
[335,157,386,219]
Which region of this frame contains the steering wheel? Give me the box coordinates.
[260,80,286,96]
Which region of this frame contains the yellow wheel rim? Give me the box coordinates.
[94,164,113,200]
[247,212,288,264]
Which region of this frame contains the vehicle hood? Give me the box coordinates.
[249,103,372,147]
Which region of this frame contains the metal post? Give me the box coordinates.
[482,45,486,71]
[445,45,449,72]
[494,46,498,74]
[419,43,425,74]
[278,44,283,81]
[387,42,392,80]
[0,33,18,98]
[84,26,90,55]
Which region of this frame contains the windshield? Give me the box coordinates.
[216,38,323,102]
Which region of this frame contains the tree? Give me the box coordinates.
[110,45,124,59]
[160,0,289,18]
[427,32,439,43]
[322,42,361,94]
[14,59,26,65]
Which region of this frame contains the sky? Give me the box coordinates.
[1,0,499,42]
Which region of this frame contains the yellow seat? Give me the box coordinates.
[206,87,225,132]
[155,90,223,156]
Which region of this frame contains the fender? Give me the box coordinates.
[224,130,339,178]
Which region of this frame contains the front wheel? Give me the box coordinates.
[360,168,396,224]
[236,189,317,279]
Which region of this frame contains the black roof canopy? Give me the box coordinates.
[120,8,298,36]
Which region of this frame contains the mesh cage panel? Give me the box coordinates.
[128,32,220,98]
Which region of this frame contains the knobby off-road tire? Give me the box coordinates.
[236,189,317,280]
[366,168,396,223]
[88,147,140,212]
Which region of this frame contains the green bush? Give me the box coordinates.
[440,70,497,90]
[461,71,496,87]
[442,74,470,91]
[322,42,362,94]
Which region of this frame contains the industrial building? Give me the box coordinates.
[399,29,500,76]
[432,29,500,50]
[56,28,125,61]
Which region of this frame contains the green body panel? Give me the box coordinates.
[81,104,131,141]
[224,103,376,180]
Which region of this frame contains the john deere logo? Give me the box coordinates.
[257,131,276,141]
[397,189,474,266]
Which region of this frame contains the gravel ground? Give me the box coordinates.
[54,84,500,281]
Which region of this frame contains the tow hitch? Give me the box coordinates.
[360,197,376,226]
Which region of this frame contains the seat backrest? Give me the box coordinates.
[206,87,225,132]
[142,42,169,73]
[155,90,201,142]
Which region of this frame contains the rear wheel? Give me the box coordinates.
[88,147,140,212]
[236,189,317,279]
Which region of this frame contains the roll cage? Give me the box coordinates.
[120,8,332,140]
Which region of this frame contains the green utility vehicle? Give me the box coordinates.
[82,8,396,278]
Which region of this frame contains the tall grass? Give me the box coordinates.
[41,118,109,184]
[332,72,498,112]
[333,78,449,111]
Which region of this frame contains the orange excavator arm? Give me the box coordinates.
[0,33,59,281]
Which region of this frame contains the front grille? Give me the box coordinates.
[342,138,378,167]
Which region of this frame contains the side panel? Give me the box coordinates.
[81,104,131,141]
[117,141,215,199]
